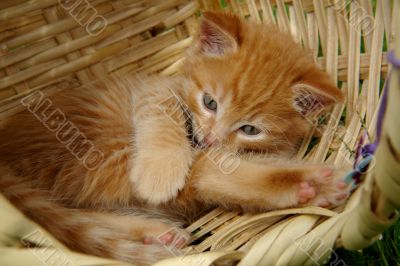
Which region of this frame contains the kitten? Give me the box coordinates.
[0,12,349,265]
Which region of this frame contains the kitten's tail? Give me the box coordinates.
[0,164,182,266]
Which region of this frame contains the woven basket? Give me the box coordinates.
[1,0,399,265]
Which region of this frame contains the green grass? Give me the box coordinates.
[328,220,400,266]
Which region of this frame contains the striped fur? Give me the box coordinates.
[0,12,349,265]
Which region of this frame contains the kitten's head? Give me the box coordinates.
[183,12,343,155]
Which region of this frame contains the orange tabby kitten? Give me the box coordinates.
[0,12,349,265]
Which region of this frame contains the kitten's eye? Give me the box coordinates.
[203,94,217,111]
[240,125,261,135]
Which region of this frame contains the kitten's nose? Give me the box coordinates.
[204,133,219,147]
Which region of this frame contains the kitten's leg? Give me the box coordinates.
[188,150,351,211]
[0,166,189,265]
[130,90,193,205]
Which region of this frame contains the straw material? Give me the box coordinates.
[0,0,399,265]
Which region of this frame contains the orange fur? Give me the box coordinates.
[0,12,349,265]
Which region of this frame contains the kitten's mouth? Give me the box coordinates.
[182,106,206,149]
[191,134,205,148]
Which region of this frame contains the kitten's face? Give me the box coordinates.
[184,12,343,155]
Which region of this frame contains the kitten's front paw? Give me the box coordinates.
[130,151,192,205]
[298,167,351,208]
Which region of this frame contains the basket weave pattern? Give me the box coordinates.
[0,0,198,118]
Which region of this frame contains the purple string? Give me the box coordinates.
[388,50,400,69]
[347,50,400,185]
[359,82,387,157]
[359,51,400,158]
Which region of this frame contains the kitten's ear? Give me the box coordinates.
[196,12,241,56]
[292,68,344,116]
